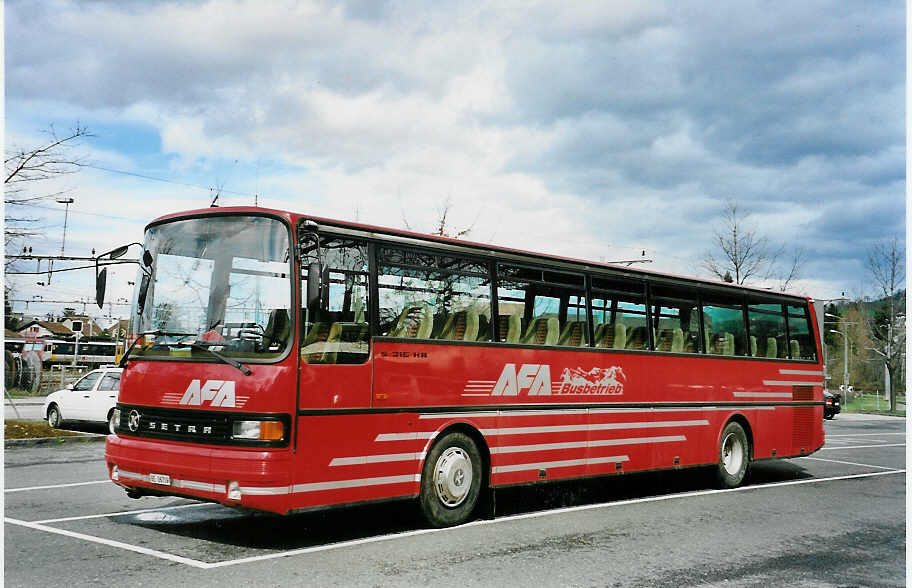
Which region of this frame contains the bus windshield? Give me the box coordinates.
[131,215,293,361]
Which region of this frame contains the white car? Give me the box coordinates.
[43,366,122,434]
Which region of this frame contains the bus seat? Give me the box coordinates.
[789,339,800,359]
[558,321,587,347]
[766,337,777,358]
[476,314,491,341]
[497,315,521,343]
[613,323,627,349]
[389,304,433,339]
[722,332,735,356]
[656,329,673,351]
[263,309,291,352]
[438,310,480,341]
[301,322,330,363]
[749,335,758,357]
[671,328,684,353]
[321,322,369,364]
[595,323,627,349]
[521,317,559,345]
[625,326,648,350]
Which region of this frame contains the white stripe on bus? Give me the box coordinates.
[118,470,227,494]
[779,369,825,376]
[480,419,709,436]
[733,392,793,399]
[379,419,709,442]
[330,452,426,466]
[490,435,686,454]
[762,380,824,387]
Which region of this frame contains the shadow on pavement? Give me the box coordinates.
[114,459,812,553]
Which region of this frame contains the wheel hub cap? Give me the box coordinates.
[722,433,744,475]
[433,447,472,507]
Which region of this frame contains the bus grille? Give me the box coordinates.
[115,405,231,444]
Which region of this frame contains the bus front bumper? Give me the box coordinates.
[105,434,295,514]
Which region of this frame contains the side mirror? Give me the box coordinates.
[142,249,153,267]
[306,262,322,311]
[66,384,74,391]
[95,267,108,309]
[137,273,151,314]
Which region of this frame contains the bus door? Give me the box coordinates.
[299,237,372,410]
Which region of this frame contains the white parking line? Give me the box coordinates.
[827,433,906,437]
[5,480,110,493]
[5,517,211,568]
[4,469,905,570]
[820,443,905,451]
[801,457,898,471]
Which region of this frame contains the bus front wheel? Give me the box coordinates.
[419,431,482,528]
[716,421,750,488]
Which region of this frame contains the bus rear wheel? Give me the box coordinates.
[419,431,482,528]
[716,421,750,488]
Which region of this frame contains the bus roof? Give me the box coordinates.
[149,206,812,302]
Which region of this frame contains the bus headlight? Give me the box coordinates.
[231,420,285,441]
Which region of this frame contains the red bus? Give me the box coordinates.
[105,207,825,527]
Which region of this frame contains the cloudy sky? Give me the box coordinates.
[5,0,906,324]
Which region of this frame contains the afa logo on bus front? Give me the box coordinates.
[489,363,626,396]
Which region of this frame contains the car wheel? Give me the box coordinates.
[716,421,750,489]
[824,413,834,420]
[47,404,62,429]
[108,410,118,434]
[419,431,483,528]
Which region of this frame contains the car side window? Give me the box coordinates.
[73,372,101,391]
[98,373,121,392]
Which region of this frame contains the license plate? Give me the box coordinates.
[148,473,171,486]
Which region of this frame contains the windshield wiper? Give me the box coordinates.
[170,340,253,376]
[118,330,196,368]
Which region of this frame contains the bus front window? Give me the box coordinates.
[132,215,293,361]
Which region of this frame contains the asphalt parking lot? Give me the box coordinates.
[4,414,906,587]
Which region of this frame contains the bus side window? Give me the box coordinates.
[378,247,491,343]
[301,237,370,364]
[591,277,646,350]
[702,294,747,357]
[748,301,786,360]
[496,265,586,346]
[650,285,699,354]
[787,304,817,361]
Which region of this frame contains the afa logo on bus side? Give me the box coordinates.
[490,363,626,396]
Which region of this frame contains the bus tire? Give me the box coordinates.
[47,404,63,429]
[419,431,483,528]
[716,421,749,488]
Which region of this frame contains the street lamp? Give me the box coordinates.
[47,197,75,285]
[829,328,850,402]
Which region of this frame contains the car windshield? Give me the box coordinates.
[131,215,293,361]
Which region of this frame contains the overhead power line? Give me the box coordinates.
[78,163,254,197]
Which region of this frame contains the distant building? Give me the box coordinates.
[15,320,73,338]
[58,315,104,337]
[103,318,131,340]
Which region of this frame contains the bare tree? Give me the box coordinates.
[400,195,477,239]
[865,235,905,411]
[777,247,806,292]
[4,123,93,257]
[702,200,776,285]
[702,200,805,292]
